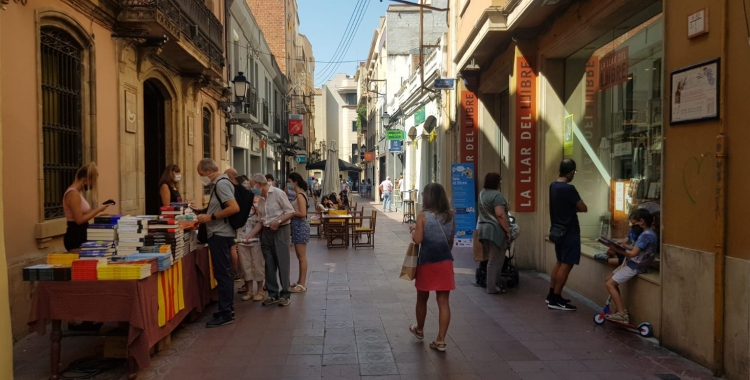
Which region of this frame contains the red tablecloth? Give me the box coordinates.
[28,248,213,372]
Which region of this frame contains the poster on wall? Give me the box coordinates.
[563,114,574,156]
[514,55,537,212]
[670,58,720,124]
[451,163,476,247]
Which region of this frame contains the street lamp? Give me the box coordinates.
[382,111,391,129]
[232,72,249,101]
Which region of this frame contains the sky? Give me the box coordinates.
[297,0,389,87]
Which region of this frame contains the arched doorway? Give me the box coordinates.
[144,79,168,215]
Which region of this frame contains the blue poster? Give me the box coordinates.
[389,140,403,152]
[451,163,476,247]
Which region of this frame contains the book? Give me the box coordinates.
[118,232,147,239]
[149,220,178,225]
[88,223,117,229]
[598,236,627,251]
[160,206,183,211]
[80,241,115,248]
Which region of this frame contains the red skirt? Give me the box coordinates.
[415,261,455,292]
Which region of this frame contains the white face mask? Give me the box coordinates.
[200,176,212,186]
[242,181,250,189]
[174,174,182,182]
[268,181,273,186]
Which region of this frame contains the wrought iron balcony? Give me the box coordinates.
[244,85,258,118]
[118,0,223,76]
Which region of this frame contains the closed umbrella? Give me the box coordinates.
[322,141,340,197]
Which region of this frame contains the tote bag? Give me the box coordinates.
[399,243,420,281]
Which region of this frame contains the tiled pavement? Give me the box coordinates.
[14,195,719,380]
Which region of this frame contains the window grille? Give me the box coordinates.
[41,26,83,220]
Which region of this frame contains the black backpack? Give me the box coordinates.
[214,178,254,230]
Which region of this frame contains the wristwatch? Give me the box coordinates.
[211,213,217,221]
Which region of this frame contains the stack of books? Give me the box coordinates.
[71,258,107,280]
[159,206,184,220]
[146,220,186,260]
[116,216,155,256]
[79,241,116,257]
[139,244,172,254]
[124,253,173,271]
[87,216,119,242]
[23,265,71,281]
[98,264,152,280]
[47,253,80,266]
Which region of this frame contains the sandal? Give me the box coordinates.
[408,325,424,340]
[238,285,249,294]
[429,341,447,352]
[241,293,253,301]
[291,284,307,293]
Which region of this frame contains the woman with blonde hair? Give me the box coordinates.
[159,164,183,206]
[408,183,455,352]
[63,163,111,252]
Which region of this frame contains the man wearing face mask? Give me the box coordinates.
[196,159,240,327]
[547,159,587,311]
[250,173,295,306]
[224,168,243,282]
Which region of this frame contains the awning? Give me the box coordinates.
[306,159,362,172]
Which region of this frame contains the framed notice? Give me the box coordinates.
[125,90,137,133]
[563,114,574,156]
[187,116,195,146]
[670,58,720,124]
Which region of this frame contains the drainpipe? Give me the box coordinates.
[712,0,729,375]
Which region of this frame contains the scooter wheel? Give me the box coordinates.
[637,322,653,337]
[593,313,606,325]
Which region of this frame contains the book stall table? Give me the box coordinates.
[27,248,216,380]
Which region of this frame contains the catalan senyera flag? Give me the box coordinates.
[157,259,185,327]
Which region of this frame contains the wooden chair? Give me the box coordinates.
[325,210,349,248]
[348,207,363,239]
[353,210,377,249]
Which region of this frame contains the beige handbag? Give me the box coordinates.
[399,243,420,281]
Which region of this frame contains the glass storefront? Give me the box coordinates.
[562,3,663,242]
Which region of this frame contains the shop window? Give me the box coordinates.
[562,9,663,257]
[41,26,84,220]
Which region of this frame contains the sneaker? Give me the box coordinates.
[606,311,630,323]
[262,297,280,306]
[278,298,291,307]
[594,253,609,262]
[547,300,577,311]
[545,294,571,304]
[253,291,267,302]
[206,316,234,328]
[212,311,235,320]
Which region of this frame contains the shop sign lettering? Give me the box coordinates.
[599,47,629,91]
[460,91,478,169]
[515,56,537,212]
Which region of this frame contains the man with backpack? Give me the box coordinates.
[196,159,240,328]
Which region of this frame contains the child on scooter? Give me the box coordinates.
[604,208,657,323]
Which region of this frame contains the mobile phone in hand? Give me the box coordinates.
[103,199,116,206]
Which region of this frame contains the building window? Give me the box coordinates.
[562,13,663,246]
[202,108,212,194]
[345,93,357,106]
[41,26,83,220]
[352,120,357,132]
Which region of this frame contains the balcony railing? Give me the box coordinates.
[261,99,269,127]
[244,85,257,118]
[120,0,223,65]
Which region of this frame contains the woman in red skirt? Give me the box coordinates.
[408,183,455,351]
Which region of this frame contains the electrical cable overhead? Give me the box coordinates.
[313,0,367,82]
[228,40,364,64]
[314,0,371,86]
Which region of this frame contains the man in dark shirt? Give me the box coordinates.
[548,159,587,311]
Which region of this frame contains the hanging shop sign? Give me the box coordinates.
[434,78,455,90]
[414,106,426,125]
[460,91,478,169]
[364,152,375,162]
[288,114,304,135]
[514,56,537,212]
[386,130,406,140]
[295,155,307,163]
[451,163,476,247]
[599,46,629,91]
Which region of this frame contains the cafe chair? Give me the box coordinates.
[353,210,377,249]
[325,210,349,248]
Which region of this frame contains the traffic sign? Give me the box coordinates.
[434,78,455,90]
[386,130,405,140]
[389,140,403,152]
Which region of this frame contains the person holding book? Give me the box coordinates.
[287,172,310,293]
[159,165,182,207]
[195,158,240,328]
[63,163,111,252]
[604,208,658,323]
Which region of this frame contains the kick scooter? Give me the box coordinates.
[593,295,654,337]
